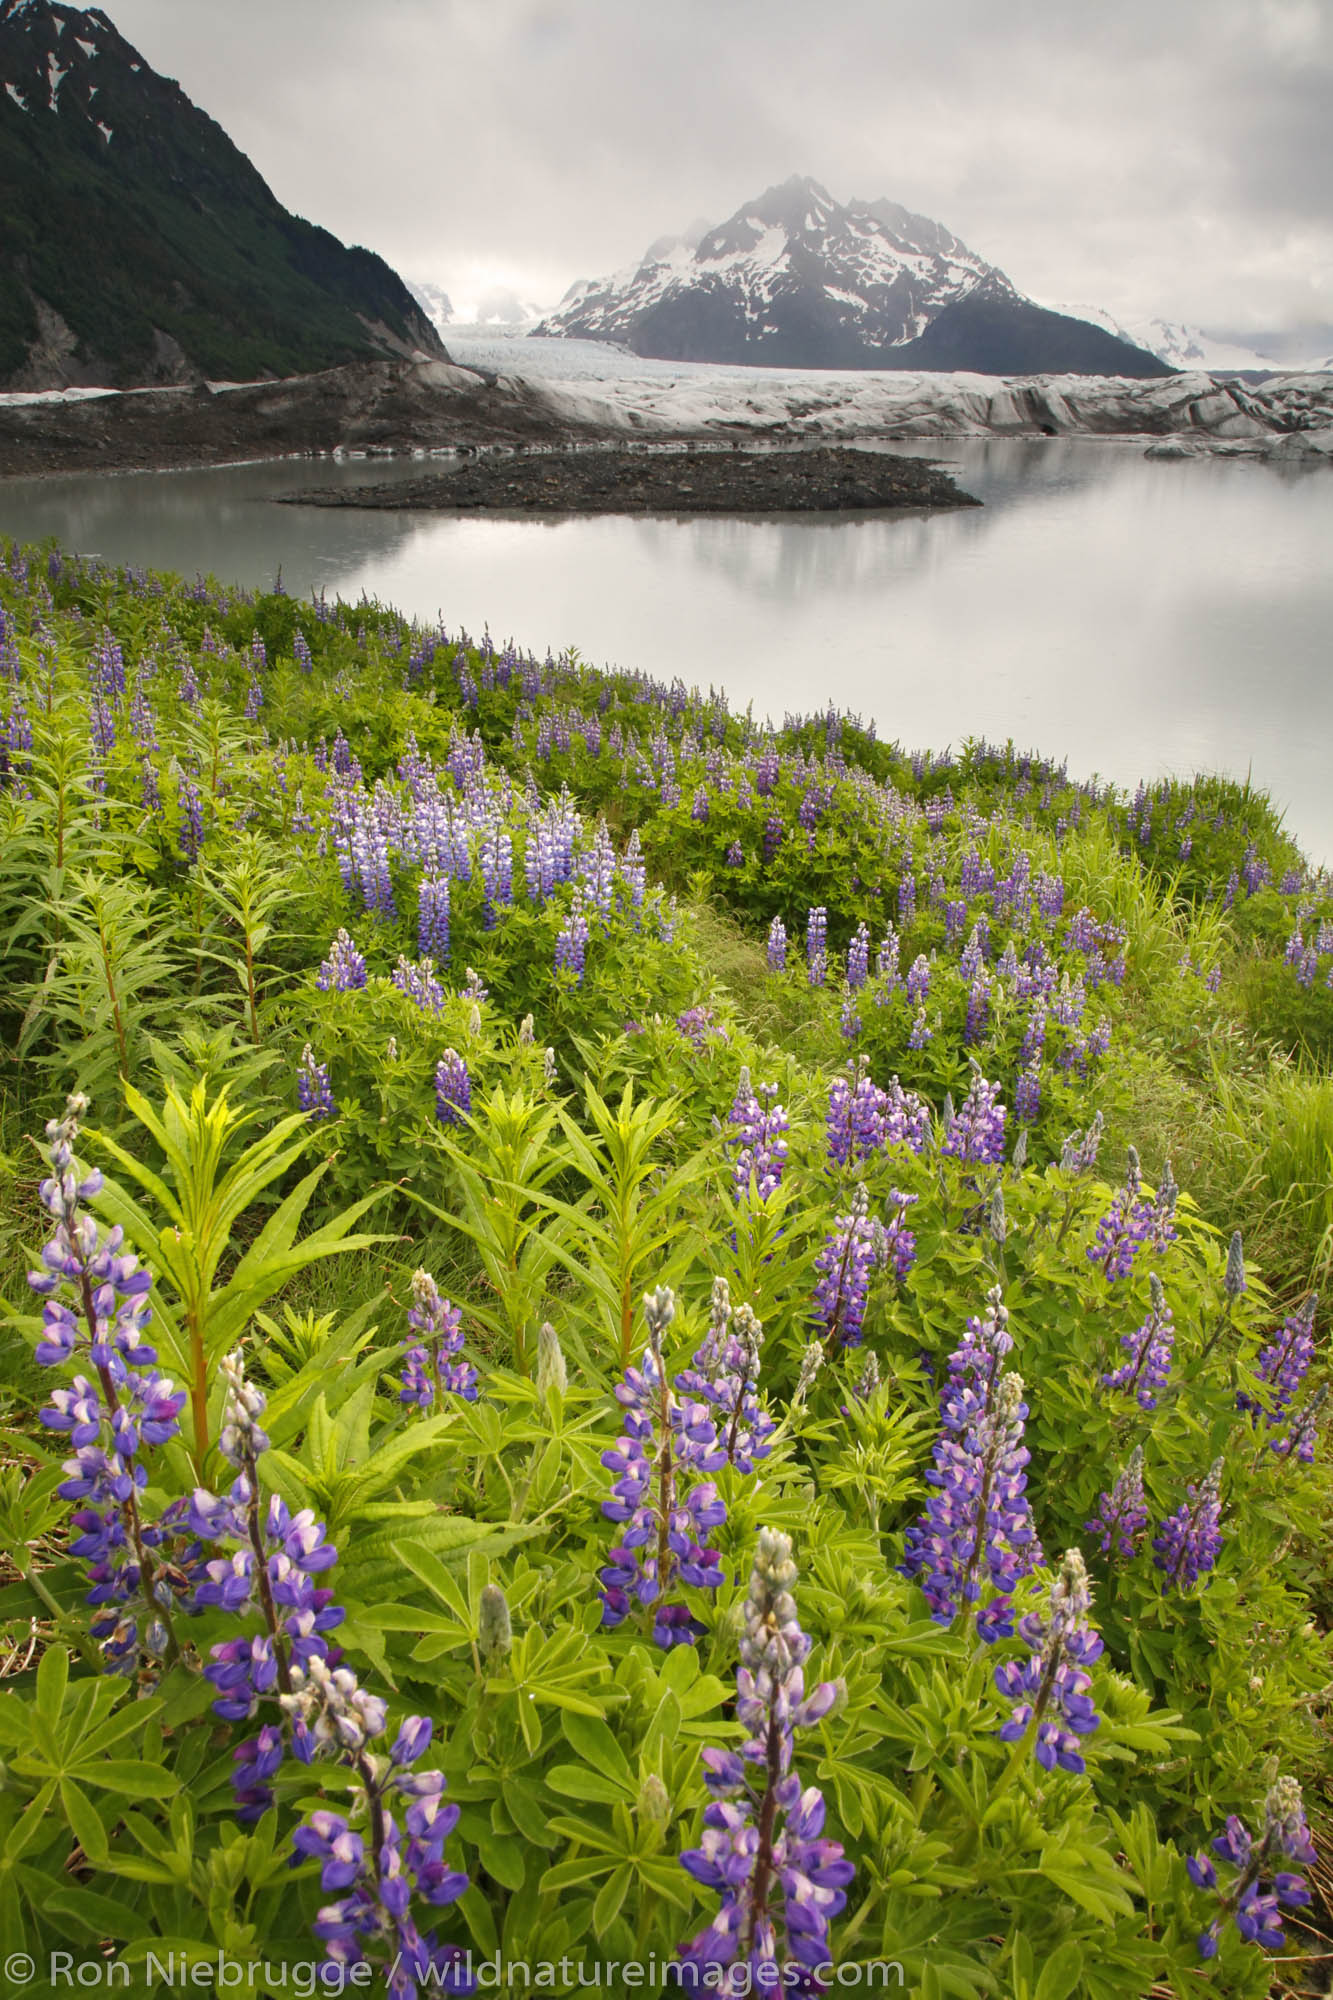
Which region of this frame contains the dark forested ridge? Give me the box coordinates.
[0,0,444,388]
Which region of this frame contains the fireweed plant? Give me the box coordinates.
[0,537,1331,1993]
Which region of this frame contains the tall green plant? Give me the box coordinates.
[532,1079,711,1368]
[85,1080,387,1467]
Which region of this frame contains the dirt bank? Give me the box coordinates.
[0,359,602,477]
[276,443,977,515]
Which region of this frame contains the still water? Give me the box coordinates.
[1,440,1330,862]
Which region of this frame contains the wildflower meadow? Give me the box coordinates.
[1,538,1332,1996]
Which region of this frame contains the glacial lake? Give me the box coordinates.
[1,438,1330,864]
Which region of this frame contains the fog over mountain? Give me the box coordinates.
[99,0,1333,345]
[535,178,1169,375]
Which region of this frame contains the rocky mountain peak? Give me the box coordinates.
[534,176,1158,375]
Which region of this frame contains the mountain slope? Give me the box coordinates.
[0,0,444,388]
[536,176,1169,377]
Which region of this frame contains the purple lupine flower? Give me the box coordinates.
[1188,1776,1315,1962]
[905,953,930,1005]
[806,907,828,987]
[296,1046,336,1121]
[599,1287,727,1645]
[960,957,988,1042]
[767,916,787,972]
[875,924,901,990]
[935,1284,1013,1435]
[678,1529,853,1995]
[941,1064,1007,1168]
[186,1340,464,1970]
[393,956,447,1016]
[555,899,590,981]
[316,929,368,993]
[762,813,783,863]
[0,689,33,790]
[723,838,744,868]
[813,1185,878,1349]
[189,1354,343,1766]
[875,1189,918,1283]
[479,825,513,924]
[434,1050,471,1126]
[898,873,916,925]
[727,1069,789,1203]
[1014,1063,1042,1125]
[846,922,870,991]
[691,784,710,823]
[675,1283,776,1475]
[907,1007,932,1048]
[578,819,617,917]
[1148,1160,1179,1251]
[399,1271,477,1408]
[1238,1292,1317,1428]
[1087,1149,1155,1282]
[826,1071,892,1168]
[901,1367,1041,1641]
[417,876,451,964]
[994,1548,1102,1774]
[1153,1458,1224,1590]
[93,627,126,699]
[882,1075,930,1155]
[1274,1384,1327,1464]
[1087,1446,1148,1559]
[90,693,116,758]
[1102,1273,1174,1410]
[28,1093,186,1671]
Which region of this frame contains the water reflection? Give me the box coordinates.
[0,445,1329,861]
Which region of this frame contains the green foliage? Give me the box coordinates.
[2,541,1332,1995]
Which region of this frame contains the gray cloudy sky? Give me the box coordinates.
[107,0,1332,332]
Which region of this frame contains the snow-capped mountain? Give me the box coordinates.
[1042,305,1277,374]
[535,176,1168,377]
[407,281,455,334]
[409,280,551,335]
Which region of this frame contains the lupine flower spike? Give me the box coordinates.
[1087,1446,1148,1559]
[679,1529,854,1995]
[676,1285,776,1473]
[994,1549,1103,1773]
[30,1093,187,1672]
[1188,1775,1315,1960]
[1153,1457,1224,1589]
[1102,1272,1174,1410]
[399,1272,478,1409]
[599,1287,727,1646]
[1238,1292,1317,1430]
[901,1366,1041,1641]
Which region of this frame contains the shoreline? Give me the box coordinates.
[2,355,1331,481]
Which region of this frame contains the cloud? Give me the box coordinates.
[105,0,1332,329]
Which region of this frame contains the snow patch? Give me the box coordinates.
[46,54,66,104]
[0,386,117,406]
[75,35,96,57]
[5,81,28,110]
[96,119,111,141]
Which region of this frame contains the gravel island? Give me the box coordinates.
[276,443,979,515]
